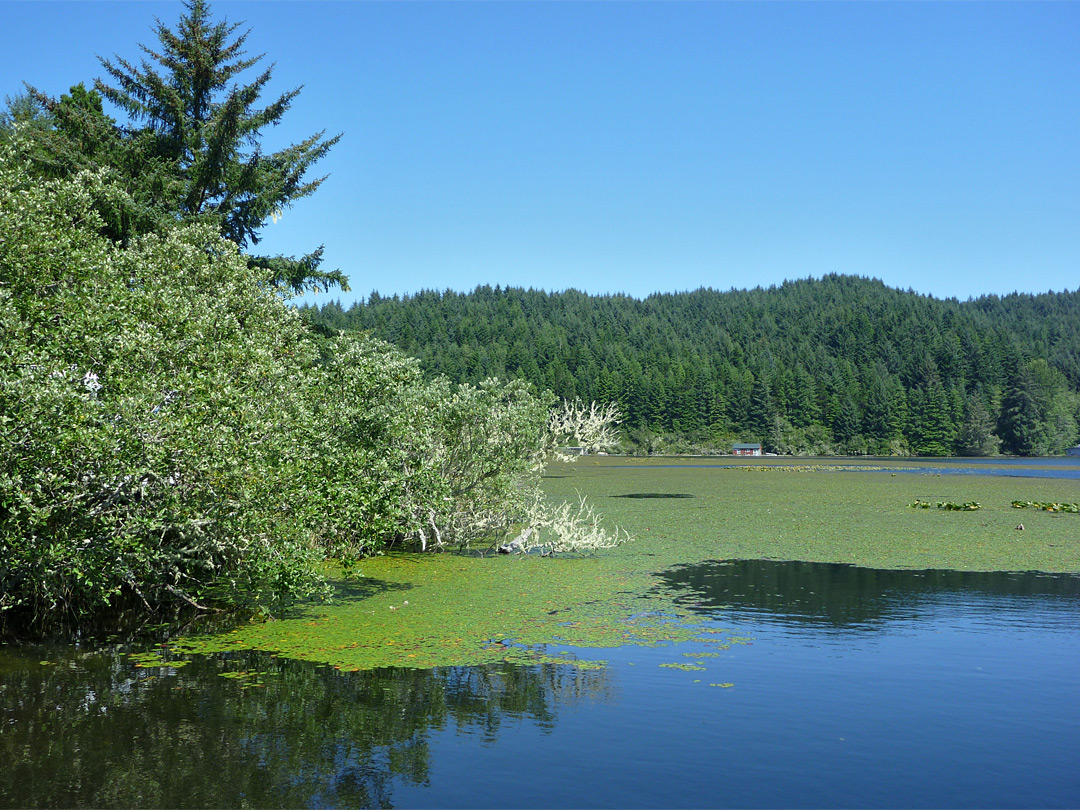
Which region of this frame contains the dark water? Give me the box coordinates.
[2,562,1078,809]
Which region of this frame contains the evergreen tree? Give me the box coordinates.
[0,92,49,145]
[4,84,170,241]
[16,0,345,293]
[861,365,893,443]
[998,366,1043,456]
[999,359,1080,455]
[833,394,861,444]
[956,392,1000,456]
[748,372,775,439]
[791,365,820,427]
[907,382,956,456]
[707,383,729,439]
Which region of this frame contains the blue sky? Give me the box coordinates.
[3,1,1078,306]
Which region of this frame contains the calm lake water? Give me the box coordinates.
[2,561,1078,809]
[640,456,1080,480]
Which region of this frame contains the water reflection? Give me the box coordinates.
[0,644,612,808]
[3,561,1079,809]
[658,559,1080,631]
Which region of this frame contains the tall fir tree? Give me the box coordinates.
[956,391,1000,456]
[908,381,956,456]
[998,366,1044,456]
[15,0,345,293]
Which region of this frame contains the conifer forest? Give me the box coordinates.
[304,277,1080,457]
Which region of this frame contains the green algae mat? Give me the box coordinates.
[167,458,1080,673]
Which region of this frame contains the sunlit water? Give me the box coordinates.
[2,562,1077,809]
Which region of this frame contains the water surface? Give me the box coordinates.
[2,561,1077,808]
[620,456,1080,480]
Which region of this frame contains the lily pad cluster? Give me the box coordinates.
[1012,501,1080,513]
[910,499,982,511]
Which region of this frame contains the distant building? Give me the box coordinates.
[732,442,762,456]
[1067,445,1080,457]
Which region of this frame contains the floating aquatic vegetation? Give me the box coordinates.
[170,551,747,674]
[128,650,191,669]
[219,669,278,689]
[168,460,1078,677]
[1012,501,1080,513]
[660,662,706,671]
[911,499,981,511]
[732,464,908,473]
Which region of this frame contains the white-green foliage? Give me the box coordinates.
[548,398,622,460]
[316,370,625,556]
[288,337,554,554]
[519,494,631,556]
[291,330,430,554]
[415,377,552,549]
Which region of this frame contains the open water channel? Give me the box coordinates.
[2,460,1079,808]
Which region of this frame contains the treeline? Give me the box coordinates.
[303,277,1080,456]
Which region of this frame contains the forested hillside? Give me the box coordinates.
[303,276,1080,456]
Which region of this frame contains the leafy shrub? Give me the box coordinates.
[0,152,330,626]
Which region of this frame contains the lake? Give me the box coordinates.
[2,459,1079,808]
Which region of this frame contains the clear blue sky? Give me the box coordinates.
[3,1,1078,307]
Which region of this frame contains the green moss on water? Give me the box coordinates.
[548,457,1080,573]
[175,550,724,671]
[175,458,1080,673]
[660,662,707,671]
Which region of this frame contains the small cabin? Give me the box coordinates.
[1067,445,1080,457]
[732,442,762,457]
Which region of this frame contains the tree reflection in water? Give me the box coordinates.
[0,643,613,808]
[656,559,1080,630]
